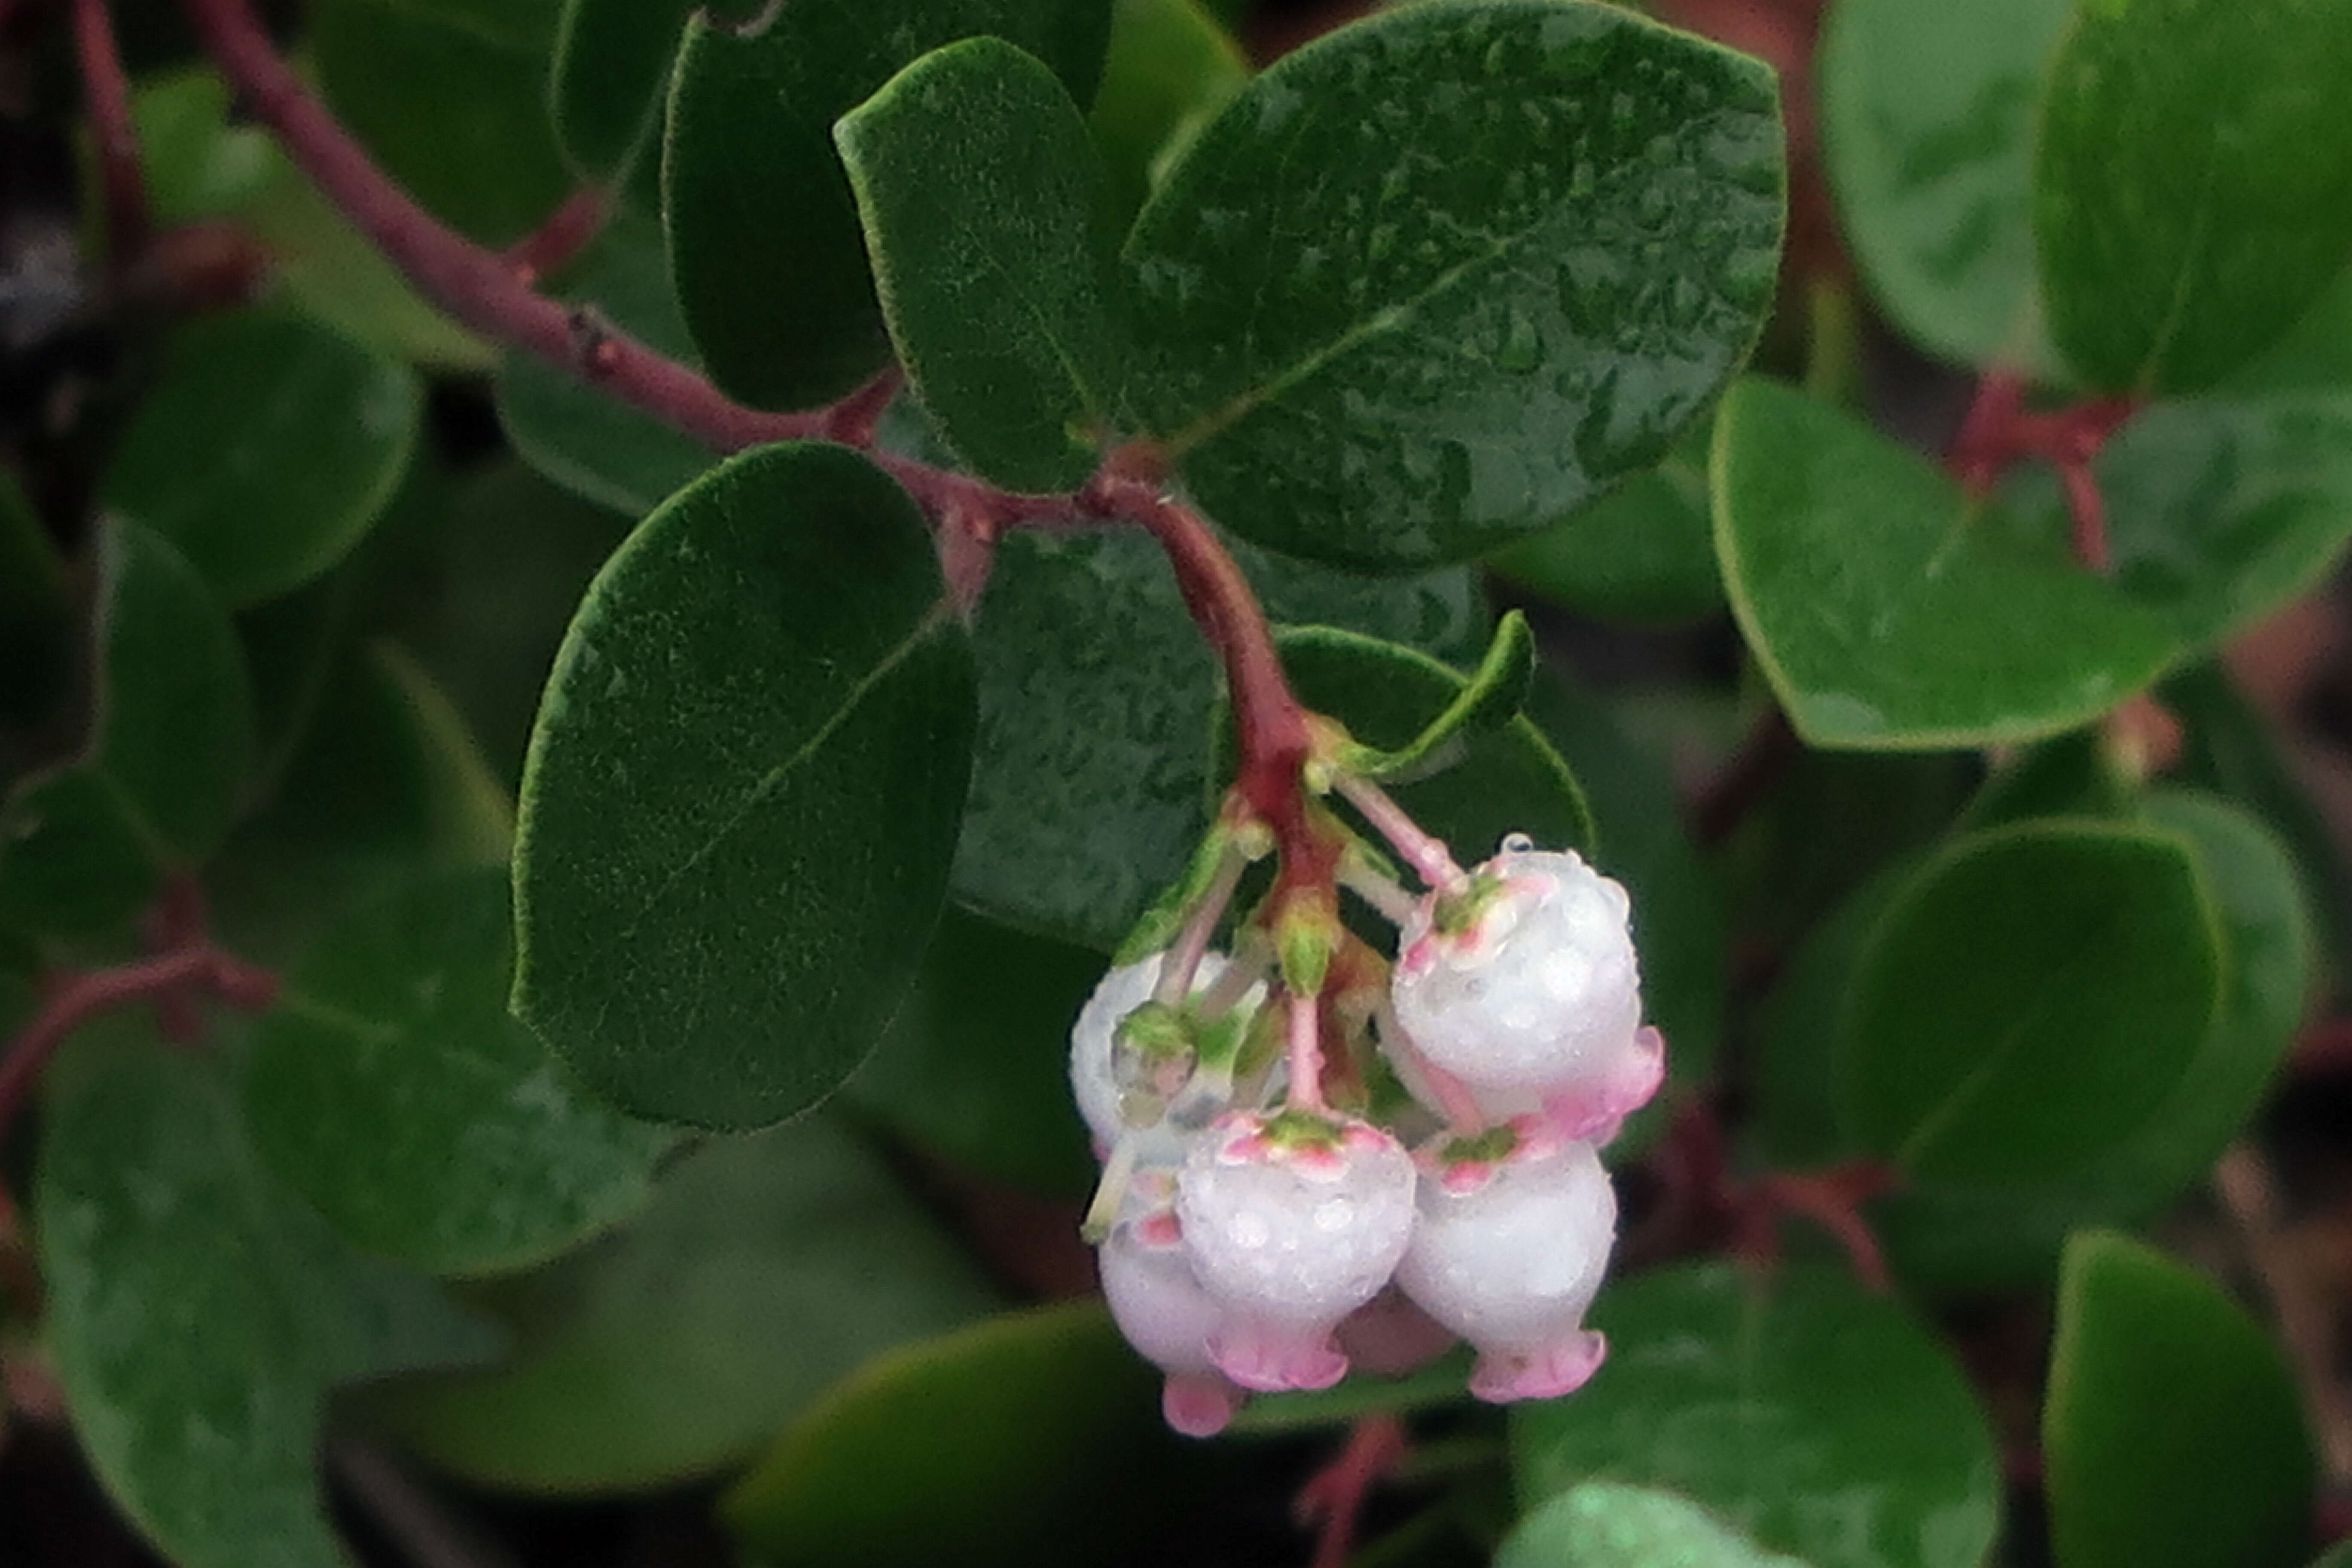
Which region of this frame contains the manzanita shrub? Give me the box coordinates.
[2,0,2351,1562]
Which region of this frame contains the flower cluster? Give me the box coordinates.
[1074,806,1662,1437]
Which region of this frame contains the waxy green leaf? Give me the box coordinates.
[38,1033,499,1568]
[1817,0,2074,371]
[1498,1483,1815,1568]
[845,905,1101,1196]
[1089,0,1247,230]
[1881,793,2311,1292]
[494,217,717,516]
[311,0,574,244]
[1839,820,2221,1184]
[1267,627,1592,870]
[1714,378,2178,748]
[2035,0,2352,393]
[1124,0,1783,570]
[723,1303,1183,1568]
[1511,1263,2000,1568]
[513,443,975,1128]
[951,525,1483,951]
[1487,424,1722,623]
[2046,1233,2313,1568]
[549,0,702,198]
[1343,610,1536,781]
[664,0,1112,409]
[103,308,422,607]
[0,522,254,939]
[838,38,1118,492]
[364,1118,998,1492]
[247,868,671,1275]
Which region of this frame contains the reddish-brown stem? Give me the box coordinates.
[502,186,610,287]
[1086,451,1319,854]
[1946,371,2138,574]
[1295,1413,1410,1568]
[0,945,279,1151]
[177,0,820,453]
[72,0,148,263]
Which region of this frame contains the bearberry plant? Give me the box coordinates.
[3,0,2352,1565]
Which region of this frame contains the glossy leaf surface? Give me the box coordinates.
[2045,1232,2312,1568]
[513,444,975,1127]
[1498,1483,1814,1568]
[844,905,1101,1196]
[1817,0,2073,370]
[0,523,253,938]
[2035,0,2352,392]
[311,0,574,244]
[38,1033,498,1568]
[723,1303,1181,1568]
[103,308,421,607]
[1714,378,2177,748]
[365,1118,998,1491]
[664,0,1112,408]
[1881,793,2310,1291]
[1124,0,1784,569]
[1512,1263,2000,1568]
[838,37,1117,491]
[1839,821,2221,1184]
[951,525,1482,950]
[247,868,671,1275]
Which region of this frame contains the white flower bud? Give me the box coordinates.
[1098,1211,1245,1437]
[1389,843,1661,1142]
[1069,952,1260,1157]
[1174,1112,1416,1392]
[1395,1131,1616,1403]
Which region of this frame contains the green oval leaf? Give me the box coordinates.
[1817,0,2074,371]
[664,0,1113,409]
[1510,1262,2000,1568]
[2035,0,2352,393]
[838,37,1118,493]
[1714,377,2178,748]
[37,1032,499,1568]
[2046,1232,2313,1568]
[1272,626,1593,859]
[1124,0,1783,570]
[512,442,975,1128]
[1880,790,2313,1292]
[549,0,700,198]
[951,526,1483,950]
[1838,820,2222,1184]
[0,522,255,939]
[1498,1483,1816,1568]
[722,1303,1182,1568]
[104,308,422,607]
[362,1117,999,1492]
[311,0,574,245]
[843,905,1100,1196]
[247,868,671,1275]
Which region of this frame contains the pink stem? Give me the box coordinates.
[502,186,610,286]
[1284,991,1329,1113]
[1331,772,1464,893]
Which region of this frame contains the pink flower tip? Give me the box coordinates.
[1162,1374,1242,1437]
[1468,1328,1607,1403]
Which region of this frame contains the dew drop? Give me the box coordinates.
[1502,832,1535,854]
[1230,1210,1272,1248]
